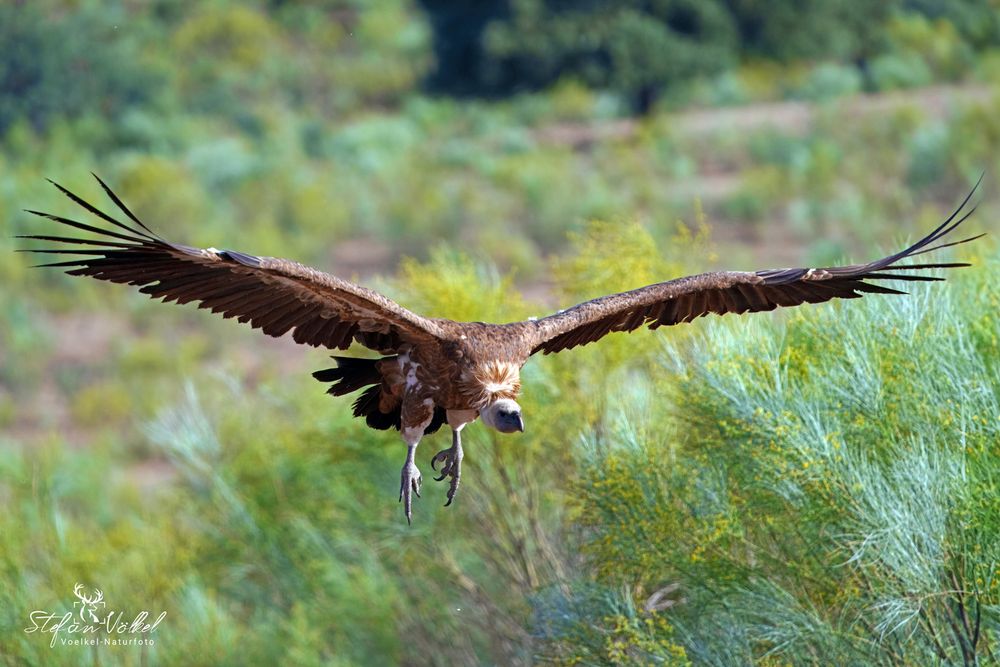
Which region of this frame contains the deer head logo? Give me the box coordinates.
[72,583,105,623]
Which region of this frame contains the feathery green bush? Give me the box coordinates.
[567,247,999,664]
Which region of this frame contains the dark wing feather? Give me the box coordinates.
[19,176,444,353]
[530,182,983,355]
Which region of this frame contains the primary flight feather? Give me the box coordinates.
[21,175,983,522]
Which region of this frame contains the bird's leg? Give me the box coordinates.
[399,440,422,524]
[431,427,464,507]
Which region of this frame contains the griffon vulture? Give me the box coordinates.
[20,176,983,522]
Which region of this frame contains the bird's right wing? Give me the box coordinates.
[19,175,445,353]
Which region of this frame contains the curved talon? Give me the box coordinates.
[399,457,422,524]
[433,431,464,507]
[432,447,454,481]
[430,447,450,473]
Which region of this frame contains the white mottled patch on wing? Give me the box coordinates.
[398,351,422,390]
[396,351,431,400]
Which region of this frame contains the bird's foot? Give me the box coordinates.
[431,436,463,507]
[399,460,422,524]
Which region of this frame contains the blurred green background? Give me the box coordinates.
[2,1,1000,665]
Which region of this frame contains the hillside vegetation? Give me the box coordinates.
[2,1,1000,665]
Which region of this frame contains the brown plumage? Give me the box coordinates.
[20,175,984,522]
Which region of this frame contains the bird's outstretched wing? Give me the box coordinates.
[19,175,444,353]
[530,182,984,355]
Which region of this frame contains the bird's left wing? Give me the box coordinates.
[529,184,982,355]
[19,176,445,353]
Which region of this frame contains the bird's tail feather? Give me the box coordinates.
[313,356,446,435]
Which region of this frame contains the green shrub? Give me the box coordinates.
[868,53,934,91]
[0,4,158,133]
[171,6,282,113]
[572,248,1000,664]
[71,381,134,429]
[906,121,951,189]
[795,62,863,101]
[116,157,212,244]
[882,13,975,82]
[720,166,786,224]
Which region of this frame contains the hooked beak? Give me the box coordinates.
[514,413,525,433]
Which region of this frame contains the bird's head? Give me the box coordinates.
[480,398,525,434]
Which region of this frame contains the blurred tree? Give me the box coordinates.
[725,0,891,64]
[172,0,434,118]
[902,0,1000,48]
[0,3,157,133]
[417,0,510,96]
[419,0,896,114]
[481,0,738,114]
[171,5,282,116]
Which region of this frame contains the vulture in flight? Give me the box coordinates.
[21,175,983,522]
